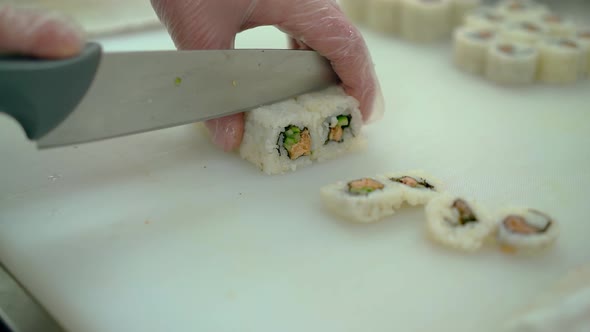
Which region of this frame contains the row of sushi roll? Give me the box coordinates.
[238,86,366,175]
[339,0,482,42]
[320,170,560,255]
[453,0,590,84]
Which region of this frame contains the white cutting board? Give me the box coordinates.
[1,25,590,332]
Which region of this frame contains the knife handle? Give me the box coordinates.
[0,42,102,140]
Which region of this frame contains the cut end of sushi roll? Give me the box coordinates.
[495,0,549,20]
[485,40,538,85]
[537,37,585,84]
[496,207,559,254]
[382,170,443,206]
[464,7,507,31]
[500,20,549,46]
[425,194,495,252]
[453,26,498,74]
[320,176,404,223]
[536,13,576,38]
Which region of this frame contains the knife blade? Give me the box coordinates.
[0,43,339,149]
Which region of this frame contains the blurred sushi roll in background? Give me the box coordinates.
[451,0,482,28]
[495,0,550,21]
[296,87,366,163]
[453,26,498,75]
[320,176,405,223]
[500,20,549,46]
[485,40,538,84]
[464,7,507,31]
[240,100,317,175]
[400,0,453,42]
[381,170,443,206]
[536,13,576,38]
[366,0,402,35]
[339,0,368,25]
[425,194,496,252]
[574,27,590,77]
[495,207,560,254]
[537,37,585,84]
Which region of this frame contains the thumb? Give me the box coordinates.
[0,5,85,59]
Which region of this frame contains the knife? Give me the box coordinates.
[0,42,339,149]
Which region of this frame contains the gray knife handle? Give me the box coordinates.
[0,42,102,140]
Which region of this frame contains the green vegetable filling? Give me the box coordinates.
[283,125,302,150]
[337,115,350,127]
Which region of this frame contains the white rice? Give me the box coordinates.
[320,175,405,223]
[451,0,482,28]
[537,37,584,84]
[453,26,498,75]
[499,20,549,46]
[464,7,507,31]
[485,40,539,85]
[400,0,453,42]
[495,207,560,254]
[425,194,496,251]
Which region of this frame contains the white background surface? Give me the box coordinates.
[1,22,590,332]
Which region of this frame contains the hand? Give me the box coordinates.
[151,0,383,152]
[0,5,85,59]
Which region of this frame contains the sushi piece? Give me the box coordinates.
[320,176,405,223]
[495,0,550,21]
[451,0,482,27]
[366,0,401,35]
[382,170,442,206]
[575,27,590,77]
[496,207,559,254]
[500,20,549,46]
[464,7,507,31]
[425,195,495,251]
[453,26,498,75]
[239,99,318,175]
[536,13,576,38]
[400,0,453,42]
[537,37,585,84]
[295,86,365,163]
[485,40,538,84]
[339,0,368,25]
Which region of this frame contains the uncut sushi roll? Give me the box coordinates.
[320,176,405,223]
[453,26,498,75]
[239,99,318,175]
[451,0,482,28]
[495,0,549,21]
[536,13,576,38]
[537,37,585,84]
[381,170,442,206]
[425,195,496,251]
[485,40,538,84]
[500,20,549,46]
[367,0,401,35]
[400,0,453,42]
[464,7,507,31]
[495,207,559,254]
[340,0,368,25]
[295,86,365,163]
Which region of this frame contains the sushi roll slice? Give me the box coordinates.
[464,7,507,31]
[381,170,442,206]
[295,86,365,163]
[575,27,590,77]
[400,0,453,42]
[495,0,550,21]
[453,26,498,75]
[451,0,482,28]
[367,0,402,35]
[485,40,538,84]
[320,176,405,223]
[537,37,585,84]
[239,99,319,175]
[339,0,368,25]
[425,195,495,251]
[500,20,549,46]
[536,13,576,38]
[496,207,559,254]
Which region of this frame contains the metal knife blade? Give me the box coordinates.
[0,45,339,149]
